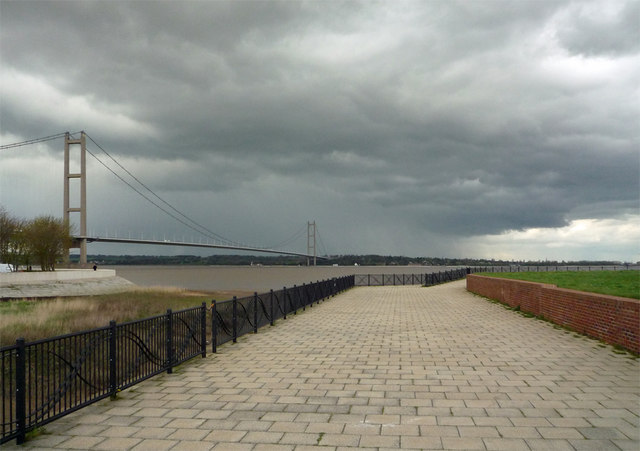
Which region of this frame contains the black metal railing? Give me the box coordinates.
[1,304,207,445]
[1,276,354,445]
[351,265,638,287]
[354,268,474,286]
[211,276,353,351]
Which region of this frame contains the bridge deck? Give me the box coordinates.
[10,281,639,450]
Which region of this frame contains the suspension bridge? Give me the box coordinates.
[0,131,328,265]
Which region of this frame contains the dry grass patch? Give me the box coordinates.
[0,287,251,346]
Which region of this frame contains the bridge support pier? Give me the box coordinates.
[307,221,316,266]
[64,132,87,266]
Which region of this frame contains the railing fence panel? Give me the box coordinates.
[0,302,210,445]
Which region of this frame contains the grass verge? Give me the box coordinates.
[478,270,639,299]
[0,287,251,346]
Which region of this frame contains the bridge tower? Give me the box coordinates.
[307,221,316,266]
[63,132,87,266]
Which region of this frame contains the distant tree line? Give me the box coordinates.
[77,253,630,267]
[0,206,72,271]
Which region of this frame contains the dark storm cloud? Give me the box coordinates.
[556,0,640,57]
[1,0,638,258]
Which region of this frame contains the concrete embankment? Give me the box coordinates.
[0,269,135,299]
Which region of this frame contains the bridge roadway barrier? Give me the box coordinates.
[3,280,638,450]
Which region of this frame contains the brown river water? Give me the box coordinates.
[108,265,459,293]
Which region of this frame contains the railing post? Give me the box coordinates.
[232,296,238,343]
[211,300,217,354]
[293,285,298,314]
[311,280,322,306]
[15,338,26,445]
[312,281,316,305]
[269,290,274,326]
[302,283,306,311]
[201,302,207,358]
[283,287,287,319]
[109,321,117,399]
[307,282,316,307]
[313,281,317,306]
[166,309,173,374]
[253,292,258,334]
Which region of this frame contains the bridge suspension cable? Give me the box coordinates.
[0,131,81,150]
[2,131,318,255]
[81,132,244,247]
[78,132,307,252]
[264,224,307,249]
[83,144,230,244]
[316,224,329,257]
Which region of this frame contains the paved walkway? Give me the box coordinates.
[9,281,639,450]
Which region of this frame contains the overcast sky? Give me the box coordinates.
[1,0,638,262]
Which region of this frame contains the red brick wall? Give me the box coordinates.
[467,275,640,354]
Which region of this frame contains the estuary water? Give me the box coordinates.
[108,265,458,293]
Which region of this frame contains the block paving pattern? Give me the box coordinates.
[8,281,639,450]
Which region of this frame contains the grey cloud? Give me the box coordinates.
[1,0,638,259]
[557,1,640,57]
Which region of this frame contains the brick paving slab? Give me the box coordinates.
[5,281,639,450]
